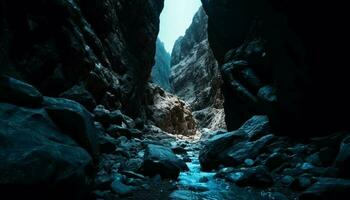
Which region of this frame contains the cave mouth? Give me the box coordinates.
[150,0,227,139]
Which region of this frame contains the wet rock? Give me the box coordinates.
[59,84,96,111]
[142,144,188,179]
[199,130,247,170]
[0,76,43,107]
[0,102,93,199]
[300,178,350,200]
[334,135,350,178]
[224,166,273,187]
[43,97,99,158]
[107,125,142,139]
[111,180,135,197]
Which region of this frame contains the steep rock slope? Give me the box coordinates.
[202,0,350,136]
[170,7,225,130]
[0,0,164,118]
[151,38,172,92]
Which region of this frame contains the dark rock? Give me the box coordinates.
[172,146,187,155]
[59,84,96,111]
[98,133,117,154]
[107,125,142,139]
[334,135,350,178]
[0,76,43,107]
[1,0,164,118]
[291,175,313,191]
[111,180,135,197]
[199,176,209,183]
[239,115,271,141]
[199,130,247,170]
[0,102,93,199]
[134,118,145,130]
[280,175,295,186]
[142,144,188,179]
[225,134,274,166]
[300,178,350,200]
[224,166,273,187]
[265,153,288,171]
[94,105,112,126]
[202,0,350,137]
[121,158,143,173]
[43,97,99,158]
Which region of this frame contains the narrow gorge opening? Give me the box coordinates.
[1,0,350,199]
[150,0,226,138]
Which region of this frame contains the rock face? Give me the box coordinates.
[146,84,197,136]
[0,76,96,199]
[202,0,350,136]
[151,38,172,92]
[0,0,164,118]
[170,7,225,130]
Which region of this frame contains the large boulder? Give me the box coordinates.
[142,144,188,179]
[0,102,93,199]
[59,84,97,111]
[43,97,100,158]
[199,115,273,170]
[0,75,43,107]
[199,130,247,170]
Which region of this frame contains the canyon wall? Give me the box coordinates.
[202,0,350,136]
[151,38,172,92]
[0,0,164,118]
[170,7,225,130]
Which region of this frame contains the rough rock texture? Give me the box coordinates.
[170,7,225,130]
[0,0,164,118]
[146,84,197,136]
[151,38,172,92]
[0,77,96,199]
[202,0,350,136]
[142,144,188,179]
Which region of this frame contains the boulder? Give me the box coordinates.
[0,76,43,107]
[142,144,188,179]
[199,130,247,170]
[43,97,99,158]
[0,102,93,199]
[226,166,273,187]
[59,84,96,111]
[107,125,142,139]
[300,178,350,200]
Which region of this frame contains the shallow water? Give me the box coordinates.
[170,144,269,200]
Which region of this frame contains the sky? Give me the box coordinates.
[158,0,202,53]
